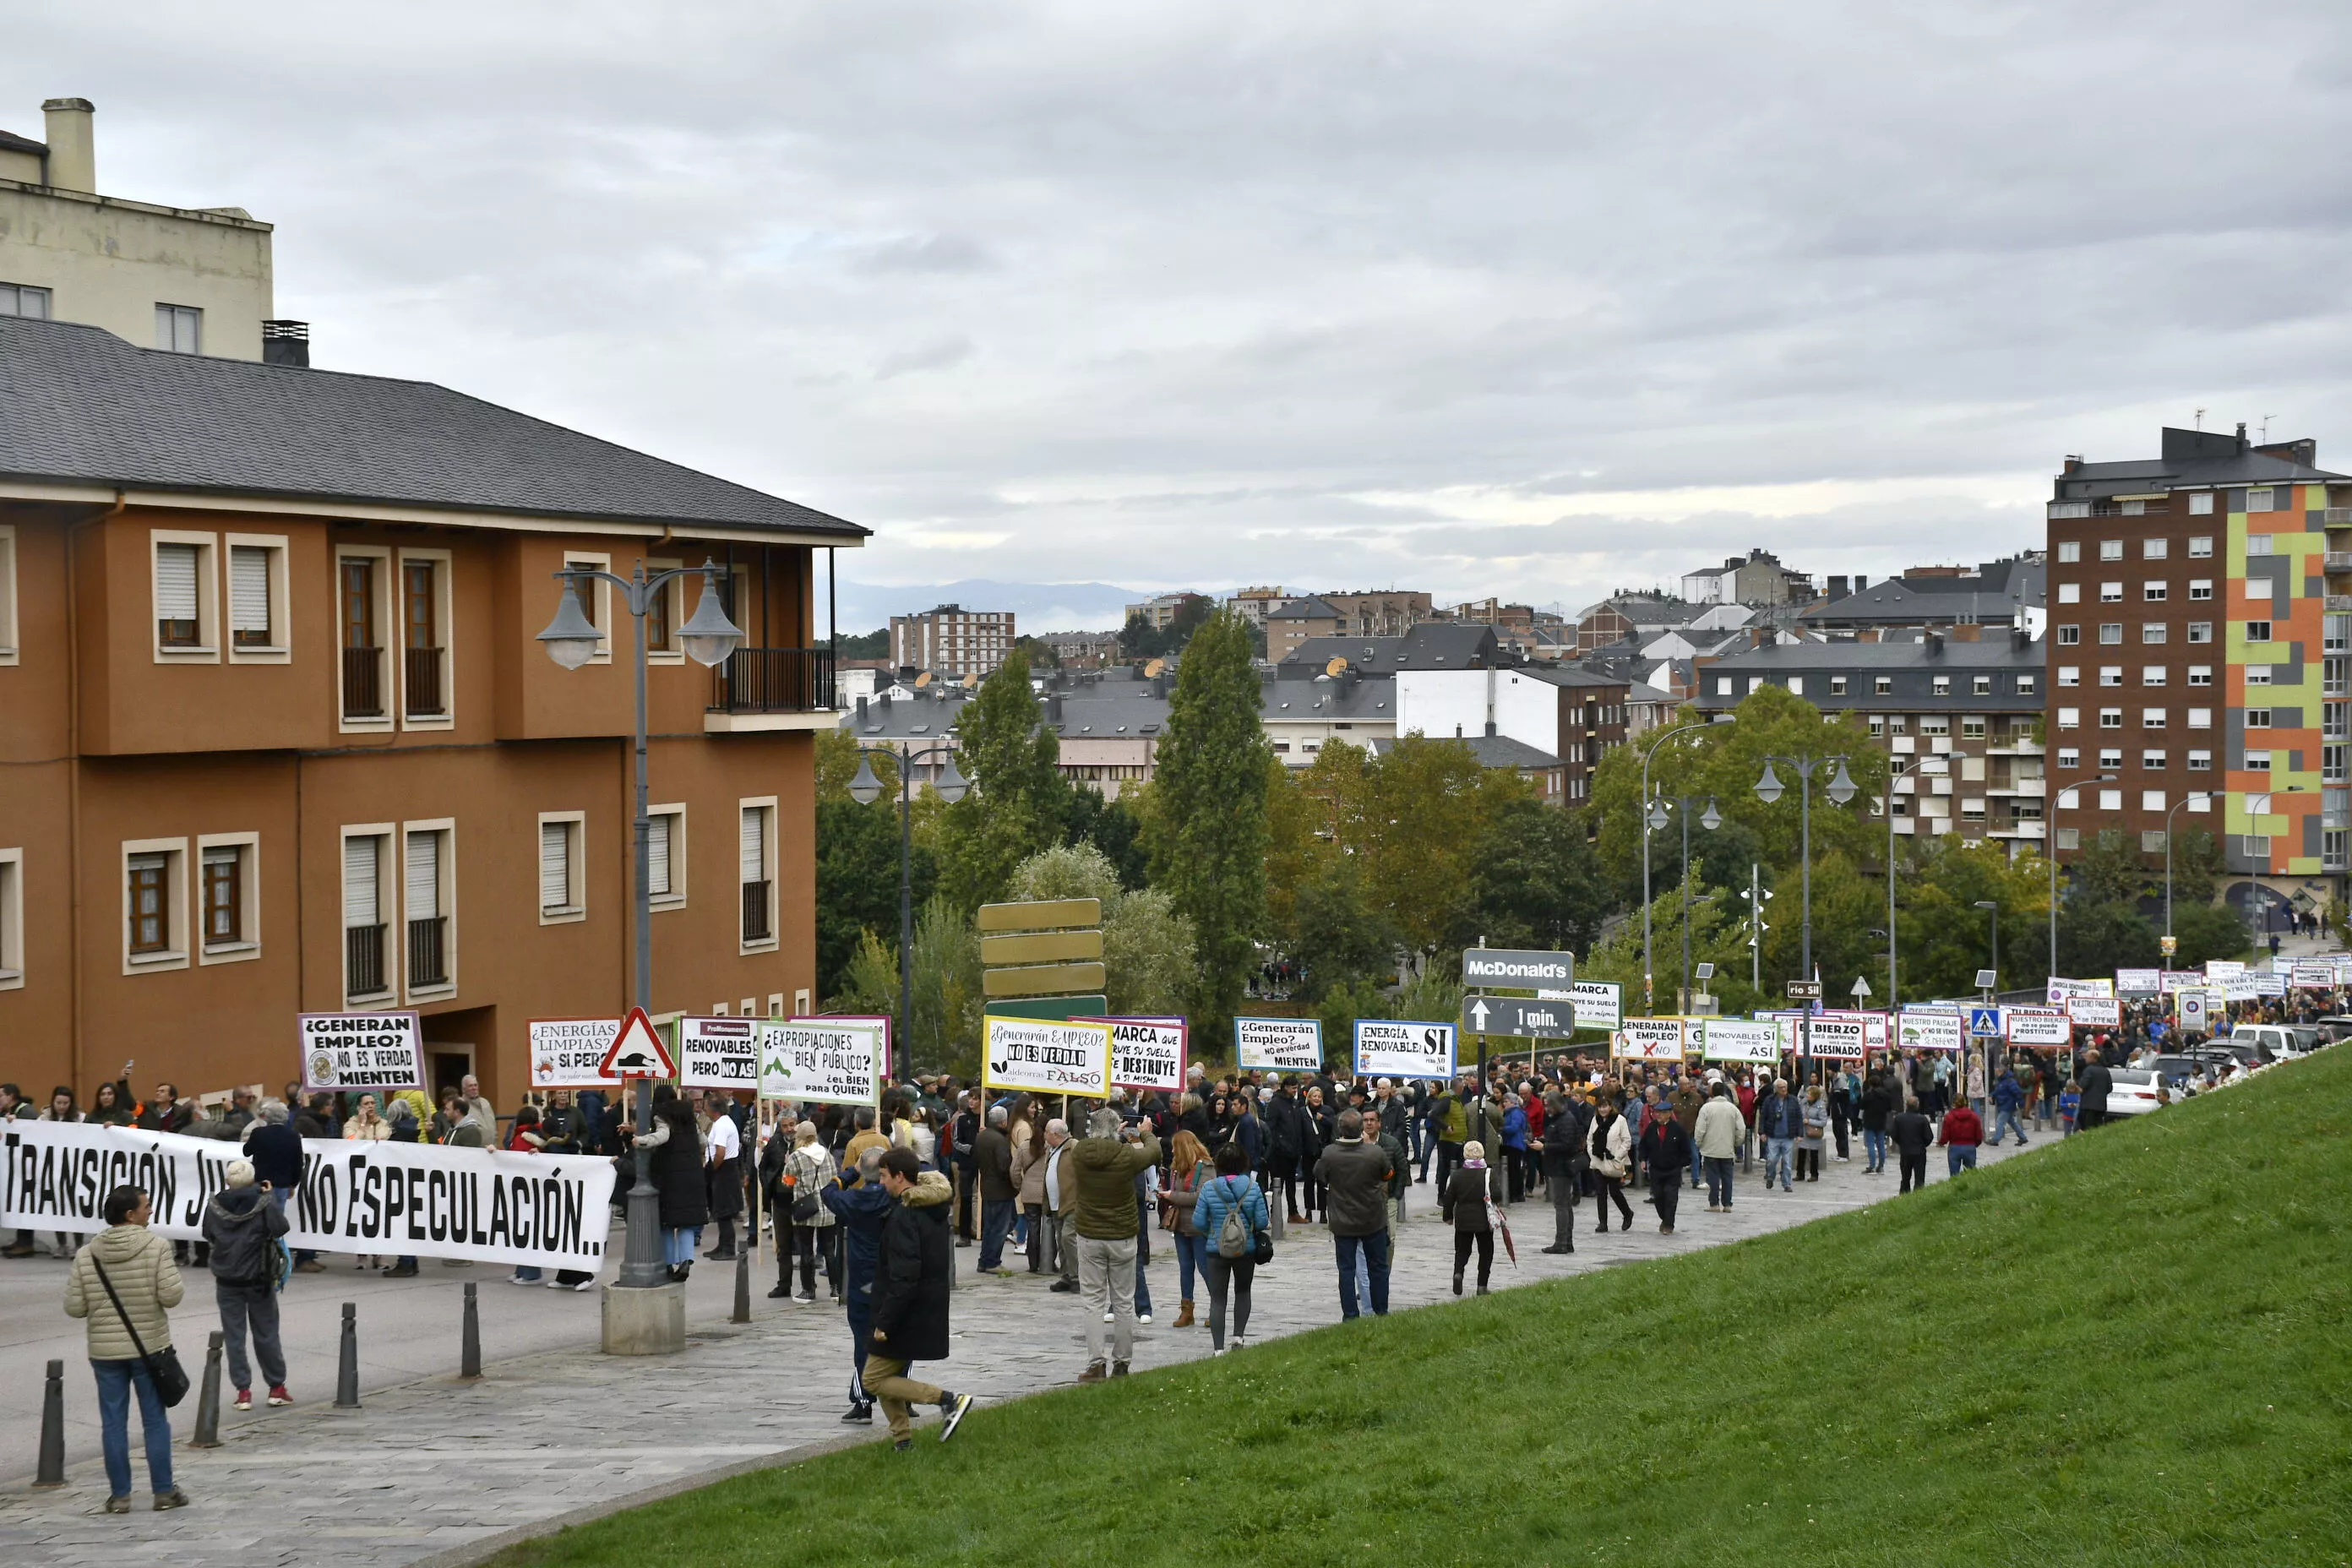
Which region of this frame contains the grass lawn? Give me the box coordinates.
[494,1052,2352,1567]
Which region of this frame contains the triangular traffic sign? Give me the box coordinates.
[599,1007,675,1079]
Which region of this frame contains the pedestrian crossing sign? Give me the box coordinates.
[1967,1006,2003,1038]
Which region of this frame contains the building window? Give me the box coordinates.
[400,553,452,722]
[2056,748,2080,769]
[2188,498,2213,520]
[0,524,14,667]
[1962,716,1986,739]
[2099,667,2123,687]
[2247,621,2273,643]
[1715,677,1732,696]
[2187,580,2213,601]
[154,303,203,354]
[2016,674,2036,694]
[1867,716,1886,737]
[2099,789,2122,810]
[220,536,291,662]
[2057,667,2079,688]
[2187,749,2213,770]
[201,845,241,946]
[2187,665,2212,685]
[1932,676,1951,695]
[2057,584,2081,605]
[1829,677,1847,696]
[2137,830,2166,853]
[2246,792,2272,817]
[1886,715,1907,732]
[2246,665,2273,686]
[2142,582,2168,602]
[538,812,585,923]
[2098,749,2124,770]
[647,805,687,911]
[0,847,19,989]
[152,533,220,656]
[122,840,189,972]
[2055,826,2081,849]
[1874,676,1893,694]
[2143,539,2169,560]
[1787,676,1803,695]
[2057,707,2080,730]
[564,554,613,662]
[2142,667,2167,687]
[1921,716,1950,736]
[2143,708,2166,729]
[343,829,393,999]
[2187,708,2213,730]
[740,799,777,950]
[2246,750,2272,773]
[2187,623,2212,644]
[2327,744,2349,783]
[405,824,452,994]
[2099,709,2122,729]
[2249,492,2278,515]
[2056,542,2081,564]
[2247,709,2272,728]
[2099,540,2124,561]
[2142,623,2166,644]
[0,281,52,318]
[2243,834,2273,860]
[339,550,392,723]
[2099,581,2122,603]
[2057,626,2080,646]
[2143,750,2166,769]
[2099,624,2122,645]
[129,855,170,954]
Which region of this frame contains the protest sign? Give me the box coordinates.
[1539,981,1621,1032]
[2178,990,2209,1033]
[2204,959,2246,981]
[2115,967,2161,995]
[1699,1019,1778,1064]
[1353,1019,1457,1081]
[984,1015,1114,1096]
[298,1013,422,1092]
[2291,961,2337,989]
[1236,1016,1324,1072]
[1801,1013,1867,1059]
[1,1120,613,1268]
[1088,1017,1187,1092]
[2006,1006,2072,1047]
[1613,1018,1685,1059]
[677,1016,760,1089]
[757,1017,885,1106]
[529,1017,624,1090]
[2046,977,2114,1005]
[2064,995,2122,1030]
[2159,969,2204,992]
[1895,1008,1963,1053]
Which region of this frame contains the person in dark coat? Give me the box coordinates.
[1638,1106,1692,1234]
[822,1146,895,1424]
[640,1086,709,1281]
[1890,1098,1936,1194]
[866,1148,974,1451]
[1440,1141,1496,1295]
[202,1159,290,1409]
[972,1105,1016,1272]
[1538,1084,1586,1254]
[2077,1049,2115,1131]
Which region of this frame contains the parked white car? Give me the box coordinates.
[2101,1068,2170,1116]
[2225,1024,2301,1060]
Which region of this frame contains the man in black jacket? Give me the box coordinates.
[1638,1109,1691,1234]
[868,1149,974,1451]
[2077,1049,2114,1131]
[242,1102,315,1272]
[948,1095,981,1245]
[1265,1079,1304,1222]
[1538,1085,1584,1254]
[1890,1100,1936,1194]
[203,1159,291,1409]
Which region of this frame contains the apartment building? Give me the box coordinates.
[1265,596,1341,662]
[889,603,1014,679]
[1801,555,2045,636]
[0,316,863,1103]
[1123,591,1210,632]
[2045,426,2349,902]
[1679,547,1815,607]
[1315,590,1431,638]
[1,98,282,363]
[1395,662,1631,804]
[1694,631,2045,850]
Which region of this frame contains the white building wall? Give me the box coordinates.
[1396,669,1560,754]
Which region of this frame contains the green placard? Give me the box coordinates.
[983,994,1110,1023]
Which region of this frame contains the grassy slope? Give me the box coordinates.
[498,1054,2352,1568]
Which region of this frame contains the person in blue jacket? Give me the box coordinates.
[821,1146,895,1425]
[1190,1141,1271,1354]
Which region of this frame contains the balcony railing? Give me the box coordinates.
[2328,553,2352,573]
[710,647,836,713]
[343,645,384,717]
[346,923,388,997]
[405,647,446,717]
[741,879,772,943]
[408,915,448,989]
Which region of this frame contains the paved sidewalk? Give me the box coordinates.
[0,1130,2037,1567]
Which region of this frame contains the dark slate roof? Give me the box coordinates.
[1802,558,2043,628]
[1694,633,2042,714]
[1370,732,1562,770]
[1281,634,1406,673]
[1520,663,1629,691]
[0,316,868,538]
[1261,673,1393,721]
[2055,426,2345,501]
[1266,596,1340,621]
[0,128,45,155]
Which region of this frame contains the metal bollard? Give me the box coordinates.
[460,1282,482,1379]
[732,1248,751,1325]
[34,1359,65,1487]
[189,1331,225,1447]
[1269,1198,1286,1240]
[335,1303,361,1408]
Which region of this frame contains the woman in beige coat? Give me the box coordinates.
[63,1184,187,1511]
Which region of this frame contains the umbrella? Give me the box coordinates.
[1485,1195,1518,1268]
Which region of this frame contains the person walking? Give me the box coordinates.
[1070,1108,1158,1381]
[822,1147,892,1424]
[1162,1130,1211,1329]
[864,1149,975,1451]
[1859,1070,1893,1173]
[1314,1109,1393,1320]
[1797,1084,1829,1183]
[200,1159,290,1412]
[1989,1064,2029,1146]
[1441,1140,1496,1295]
[1695,1081,1744,1212]
[972,1104,1016,1275]
[638,1086,709,1282]
[1939,1097,1984,1177]
[781,1124,841,1303]
[1756,1078,1803,1193]
[1537,1082,1583,1253]
[1190,1141,1267,1354]
[1639,1100,1691,1233]
[1588,1095,1635,1233]
[63,1184,188,1511]
[1891,1096,1935,1194]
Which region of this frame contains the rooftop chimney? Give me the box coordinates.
[856,694,870,722]
[41,97,95,192]
[1855,574,1869,593]
[2236,422,2249,455]
[2062,455,2082,475]
[1826,574,1850,602]
[262,320,309,368]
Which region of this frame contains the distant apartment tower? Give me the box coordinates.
[1225,586,1290,628]
[1124,591,1210,631]
[1317,591,1432,637]
[1679,548,1816,607]
[890,604,1015,678]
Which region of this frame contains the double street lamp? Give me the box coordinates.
[846,745,970,1081]
[1755,753,1857,1084]
[1637,720,1714,1015]
[537,560,743,1291]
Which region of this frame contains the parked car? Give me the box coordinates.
[2101,1068,2170,1117]
[2312,1016,2352,1044]
[2224,1024,2297,1061]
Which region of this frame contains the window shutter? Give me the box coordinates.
[406,830,440,919]
[231,547,271,638]
[739,808,765,884]
[646,814,672,897]
[541,821,570,910]
[155,543,199,622]
[343,836,379,928]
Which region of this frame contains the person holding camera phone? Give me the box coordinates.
[64,1184,188,1512]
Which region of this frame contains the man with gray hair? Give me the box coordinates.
[1315,1108,1394,1320]
[1070,1106,1158,1381]
[203,1158,291,1409]
[973,1103,1016,1274]
[1039,1119,1079,1293]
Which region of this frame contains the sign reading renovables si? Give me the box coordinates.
[983,1015,1113,1097]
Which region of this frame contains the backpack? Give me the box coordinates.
[1215,1176,1252,1259]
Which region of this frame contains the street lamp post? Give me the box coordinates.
[1755,754,1857,1086]
[2164,792,2221,940]
[1647,795,1721,1012]
[1638,721,1713,1015]
[2049,774,2119,975]
[537,560,743,1290]
[847,744,970,1080]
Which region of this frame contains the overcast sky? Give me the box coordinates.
[14,3,2352,623]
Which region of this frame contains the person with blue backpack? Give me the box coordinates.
[1190,1141,1270,1355]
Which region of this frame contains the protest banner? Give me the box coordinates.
[298,1013,422,1092]
[1088,1016,1187,1092]
[1801,1013,1868,1059]
[1895,1008,1963,1053]
[2253,972,2286,998]
[2046,977,2114,1005]
[2005,1006,2071,1047]
[1614,1018,1686,1059]
[1699,1018,1778,1064]
[757,1017,885,1106]
[1235,1016,1323,1072]
[984,1015,1114,1096]
[2159,969,2204,993]
[2064,995,2122,1029]
[2178,990,2210,1033]
[2,1120,613,1268]
[2115,967,2161,995]
[2204,959,2246,981]
[1353,1019,1457,1080]
[529,1017,624,1090]
[1540,981,1621,1032]
[2291,961,2337,989]
[678,1015,760,1090]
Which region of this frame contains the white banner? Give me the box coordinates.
[2222,975,2262,1002]
[678,1016,760,1091]
[2291,961,2337,989]
[984,1016,1113,1096]
[2006,1006,2072,1047]
[2254,973,2287,998]
[1799,1014,1867,1059]
[529,1018,624,1090]
[2115,967,2161,995]
[2159,969,2204,992]
[1613,1019,1686,1059]
[1700,1019,1778,1064]
[298,1013,422,1092]
[1,1121,614,1269]
[1236,1017,1324,1072]
[1540,981,1621,1032]
[2065,995,2122,1029]
[1094,1017,1188,1093]
[1820,1009,1886,1052]
[2204,959,2246,981]
[758,1017,885,1106]
[1353,1019,1457,1081]
[1895,1008,1963,1053]
[2046,977,2114,1004]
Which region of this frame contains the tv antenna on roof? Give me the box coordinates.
[2262,414,2276,441]
[2193,407,2205,430]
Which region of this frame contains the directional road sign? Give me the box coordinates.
[1785,980,1823,999]
[1462,994,1578,1039]
[1462,948,1576,988]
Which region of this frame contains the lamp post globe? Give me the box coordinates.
[847,755,885,805]
[1754,762,1783,805]
[675,564,745,667]
[535,583,602,671]
[934,754,971,804]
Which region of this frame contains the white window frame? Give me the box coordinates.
[2099,582,2123,603]
[155,302,203,354]
[336,543,395,733]
[2055,542,2081,564]
[738,795,779,956]
[2142,708,2167,729]
[340,823,397,1004]
[2187,580,2213,601]
[2055,584,2080,606]
[2143,750,2166,770]
[1828,676,1847,696]
[402,817,458,1002]
[2098,749,2124,770]
[2099,708,2123,729]
[2186,708,2213,730]
[2055,748,2080,769]
[2056,667,2079,688]
[538,810,587,925]
[0,524,17,666]
[150,529,220,663]
[2099,540,2124,561]
[564,552,614,665]
[2143,539,2169,560]
[2098,789,2122,811]
[646,803,688,912]
[194,831,261,966]
[2142,667,2167,687]
[2142,623,2167,645]
[2056,706,2080,730]
[397,547,456,730]
[2187,623,2213,644]
[223,533,291,664]
[2099,667,2122,687]
[122,836,190,974]
[0,847,22,988]
[2188,666,2213,686]
[2188,497,2214,519]
[2142,582,2167,602]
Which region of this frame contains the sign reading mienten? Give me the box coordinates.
[299,1012,423,1092]
[1462,948,1576,987]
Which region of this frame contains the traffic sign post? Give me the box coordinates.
[1785,980,1823,999]
[1461,994,1578,1039]
[599,1007,675,1080]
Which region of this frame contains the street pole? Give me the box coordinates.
[1886,776,1898,1010]
[1638,721,1711,1017]
[1750,862,1761,994]
[1756,754,1856,1089]
[849,743,968,1082]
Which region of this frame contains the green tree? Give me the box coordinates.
[814,796,936,1000]
[814,727,863,803]
[937,651,1069,912]
[1004,842,1199,1018]
[1456,797,1611,957]
[1289,858,1401,1003]
[1060,786,1150,890]
[1146,611,1271,1038]
[906,894,982,1075]
[1896,838,2050,999]
[825,928,901,1016]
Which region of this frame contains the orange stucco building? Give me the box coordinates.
[0,317,863,1107]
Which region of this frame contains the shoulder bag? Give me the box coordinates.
[90,1251,189,1407]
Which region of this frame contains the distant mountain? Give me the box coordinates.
[833,578,1155,634]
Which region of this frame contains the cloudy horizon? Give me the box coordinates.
[12,2,2350,618]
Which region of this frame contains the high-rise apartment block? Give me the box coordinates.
[890,604,1014,678]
